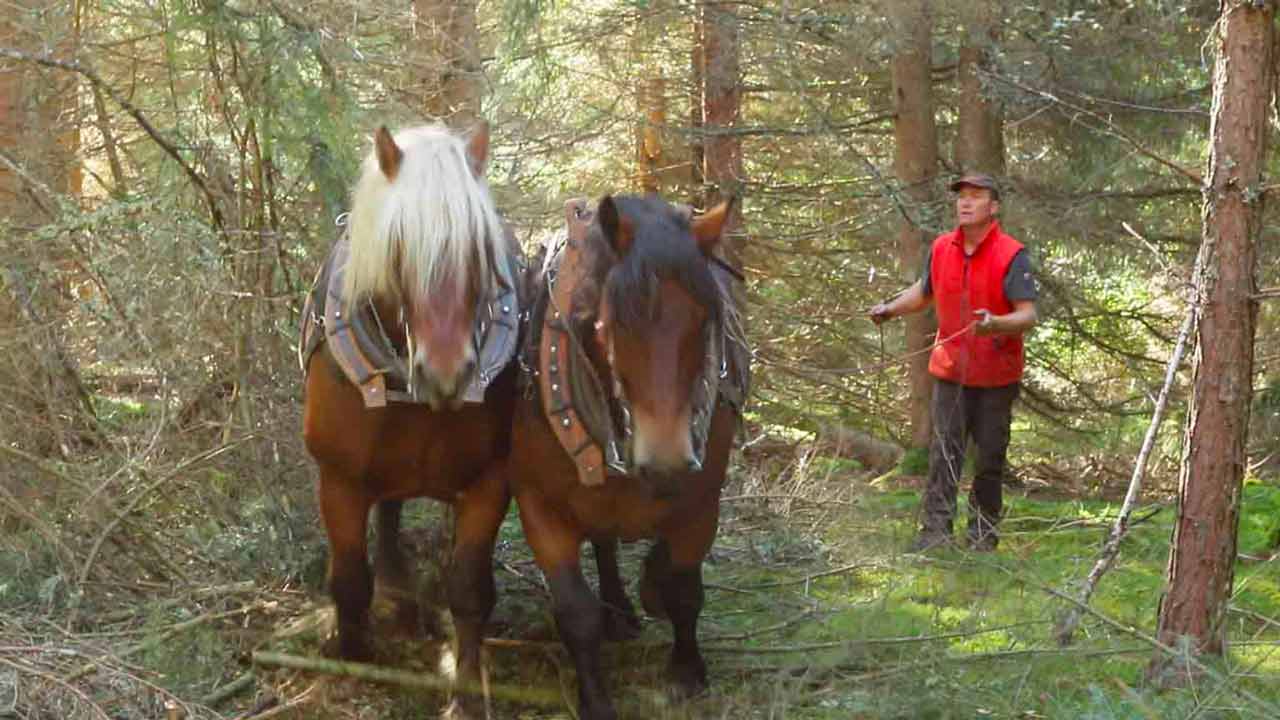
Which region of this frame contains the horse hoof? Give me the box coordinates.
[322,632,374,663]
[602,603,642,641]
[390,600,423,636]
[667,659,708,700]
[578,702,620,720]
[441,696,483,720]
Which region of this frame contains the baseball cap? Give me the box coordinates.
[949,173,1000,200]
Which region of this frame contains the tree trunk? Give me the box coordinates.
[0,1,92,457]
[956,1,1004,176]
[413,0,481,127]
[819,423,904,474]
[632,7,667,195]
[889,0,939,450]
[636,77,666,194]
[701,1,744,257]
[1149,0,1273,686]
[688,10,705,206]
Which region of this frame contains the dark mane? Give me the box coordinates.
[573,194,723,330]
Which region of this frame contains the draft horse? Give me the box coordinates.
[300,123,518,718]
[511,194,748,719]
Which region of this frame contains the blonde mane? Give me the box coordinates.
[342,124,505,308]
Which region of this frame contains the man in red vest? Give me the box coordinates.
[869,174,1038,551]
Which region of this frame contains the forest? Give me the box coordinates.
[2,0,1279,718]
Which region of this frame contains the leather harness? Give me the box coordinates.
[298,219,523,408]
[520,198,751,487]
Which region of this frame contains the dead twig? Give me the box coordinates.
[199,671,256,708]
[65,599,275,682]
[77,437,253,590]
[250,650,564,708]
[735,561,887,591]
[702,621,1051,654]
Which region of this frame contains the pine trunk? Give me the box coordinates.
[889,0,939,450]
[632,7,666,195]
[701,1,743,241]
[413,0,481,127]
[700,0,746,337]
[1150,0,1273,684]
[688,10,705,205]
[956,1,1004,176]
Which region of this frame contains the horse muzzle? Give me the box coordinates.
[412,354,476,411]
[631,415,699,476]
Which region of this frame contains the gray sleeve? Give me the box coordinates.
[919,245,933,297]
[1003,249,1038,301]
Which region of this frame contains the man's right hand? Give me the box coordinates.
[869,303,893,325]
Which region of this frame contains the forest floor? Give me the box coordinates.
[4,438,1280,720]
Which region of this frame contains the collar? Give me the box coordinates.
[949,220,1001,256]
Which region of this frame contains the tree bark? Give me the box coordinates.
[701,1,743,242]
[1149,0,1273,685]
[889,0,940,450]
[636,76,666,194]
[0,1,92,457]
[413,0,481,128]
[632,7,667,194]
[956,1,1005,176]
[819,423,904,474]
[689,10,705,205]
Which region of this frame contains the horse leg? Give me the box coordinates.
[373,499,420,633]
[592,539,641,641]
[318,472,375,660]
[653,504,720,700]
[517,491,615,720]
[443,465,510,720]
[638,539,671,620]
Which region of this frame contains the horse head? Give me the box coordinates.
[577,194,734,475]
[344,123,504,410]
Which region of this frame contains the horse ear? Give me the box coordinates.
[691,196,737,254]
[375,126,403,180]
[466,121,490,177]
[597,195,634,255]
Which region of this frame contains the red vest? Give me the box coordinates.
[927,222,1026,387]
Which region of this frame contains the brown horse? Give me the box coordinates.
[510,194,747,720]
[300,123,518,718]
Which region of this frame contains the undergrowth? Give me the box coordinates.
[4,435,1280,719]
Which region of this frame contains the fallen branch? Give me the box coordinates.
[1054,267,1199,647]
[1003,563,1280,717]
[726,644,1150,682]
[250,650,564,708]
[199,671,255,708]
[734,561,888,590]
[702,620,1050,654]
[66,599,274,682]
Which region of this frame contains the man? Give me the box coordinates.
[869,174,1038,552]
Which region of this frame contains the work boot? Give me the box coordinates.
[966,515,999,552]
[906,530,953,553]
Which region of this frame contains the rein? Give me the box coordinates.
[765,320,980,378]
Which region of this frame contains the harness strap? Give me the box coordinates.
[299,225,523,408]
[539,198,607,486]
